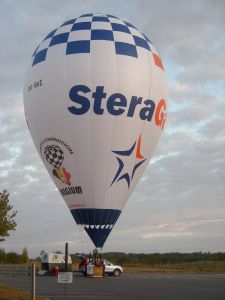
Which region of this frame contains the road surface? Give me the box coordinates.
[0,272,225,299]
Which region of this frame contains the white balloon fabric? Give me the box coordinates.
[24,13,168,248]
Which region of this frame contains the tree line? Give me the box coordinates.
[70,251,225,266]
[101,252,225,266]
[1,249,225,265]
[0,247,29,264]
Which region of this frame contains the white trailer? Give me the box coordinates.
[39,253,72,275]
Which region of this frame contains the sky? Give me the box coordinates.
[0,0,225,257]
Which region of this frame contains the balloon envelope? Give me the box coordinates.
[23,13,168,248]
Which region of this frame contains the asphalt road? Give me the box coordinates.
[0,273,225,300]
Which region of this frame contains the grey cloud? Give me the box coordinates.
[0,0,225,256]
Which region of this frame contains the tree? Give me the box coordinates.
[0,248,6,263]
[0,190,17,241]
[21,247,29,263]
[6,252,20,264]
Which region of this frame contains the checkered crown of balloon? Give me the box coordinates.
[32,13,164,69]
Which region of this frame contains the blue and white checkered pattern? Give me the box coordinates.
[32,13,154,67]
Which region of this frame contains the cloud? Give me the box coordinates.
[142,232,193,239]
[0,0,225,256]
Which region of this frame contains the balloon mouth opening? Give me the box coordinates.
[70,208,121,248]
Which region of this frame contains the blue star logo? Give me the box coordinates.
[111,135,146,188]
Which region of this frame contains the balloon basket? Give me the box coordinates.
[87,265,104,278]
[85,248,104,278]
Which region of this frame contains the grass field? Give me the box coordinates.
[0,284,46,300]
[123,261,225,274]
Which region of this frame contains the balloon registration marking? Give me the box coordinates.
[111,134,146,188]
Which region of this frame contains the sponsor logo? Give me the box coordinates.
[68,85,167,129]
[52,255,58,261]
[40,137,74,155]
[111,134,146,188]
[40,137,82,195]
[43,144,72,185]
[60,186,82,196]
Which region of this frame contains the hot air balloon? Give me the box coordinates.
[23,13,168,249]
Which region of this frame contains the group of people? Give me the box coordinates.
[79,250,104,276]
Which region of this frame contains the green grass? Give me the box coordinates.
[0,284,47,300]
[123,261,225,274]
